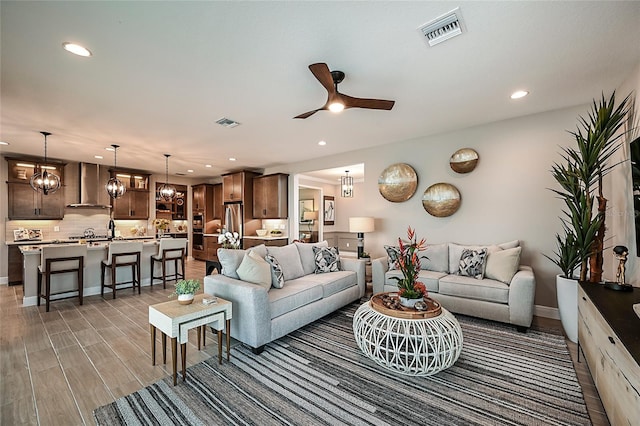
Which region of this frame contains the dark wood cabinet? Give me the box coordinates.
[222,171,260,203]
[155,183,187,220]
[8,245,24,285]
[192,184,207,212]
[205,236,221,260]
[212,183,223,220]
[110,170,150,219]
[6,158,65,220]
[253,173,288,219]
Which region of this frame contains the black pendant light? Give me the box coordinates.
[157,154,176,201]
[105,144,126,199]
[30,131,61,195]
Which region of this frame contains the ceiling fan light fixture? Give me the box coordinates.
[158,154,177,201]
[329,102,345,113]
[106,144,126,199]
[30,131,61,195]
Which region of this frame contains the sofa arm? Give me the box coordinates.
[203,274,271,349]
[372,256,389,295]
[508,265,536,328]
[340,257,366,298]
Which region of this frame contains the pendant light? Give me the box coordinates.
[157,154,176,201]
[30,131,61,195]
[105,144,126,199]
[341,170,353,198]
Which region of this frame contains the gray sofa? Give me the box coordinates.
[204,241,366,353]
[372,240,536,330]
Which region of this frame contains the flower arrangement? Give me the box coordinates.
[218,231,240,249]
[153,218,170,231]
[170,279,201,297]
[393,227,428,300]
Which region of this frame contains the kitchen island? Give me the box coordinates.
[19,239,174,307]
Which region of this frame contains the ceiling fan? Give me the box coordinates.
[294,63,395,119]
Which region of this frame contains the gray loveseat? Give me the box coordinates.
[204,241,365,353]
[372,240,535,330]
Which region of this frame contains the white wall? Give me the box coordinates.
[269,104,591,308]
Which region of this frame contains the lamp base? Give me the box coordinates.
[356,232,364,258]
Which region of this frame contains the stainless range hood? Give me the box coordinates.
[66,163,112,209]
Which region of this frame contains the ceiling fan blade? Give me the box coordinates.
[308,63,336,94]
[294,108,323,119]
[342,94,395,110]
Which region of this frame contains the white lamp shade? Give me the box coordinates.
[349,217,375,233]
[303,211,319,221]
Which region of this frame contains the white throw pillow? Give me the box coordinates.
[217,248,247,279]
[420,243,449,273]
[266,244,305,281]
[236,250,272,290]
[485,246,522,284]
[295,241,329,275]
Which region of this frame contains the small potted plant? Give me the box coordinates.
[171,279,201,305]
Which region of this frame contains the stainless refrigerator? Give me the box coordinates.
[223,203,243,242]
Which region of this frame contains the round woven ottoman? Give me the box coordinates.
[353,301,463,376]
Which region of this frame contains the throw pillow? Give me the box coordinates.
[295,241,329,275]
[384,245,400,270]
[266,244,305,281]
[217,248,247,279]
[458,248,488,279]
[485,246,522,284]
[265,254,285,288]
[236,250,272,290]
[420,243,448,273]
[312,246,340,273]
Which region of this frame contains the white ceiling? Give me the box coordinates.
[2,1,639,179]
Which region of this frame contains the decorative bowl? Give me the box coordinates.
[256,229,268,237]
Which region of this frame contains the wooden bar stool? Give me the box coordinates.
[150,238,187,289]
[37,245,87,312]
[101,241,143,299]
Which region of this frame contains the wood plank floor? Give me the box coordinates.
[1,259,609,425]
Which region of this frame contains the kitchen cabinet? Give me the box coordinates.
[222,171,260,203]
[156,183,187,220]
[193,183,221,233]
[253,173,288,219]
[192,184,207,212]
[212,183,223,220]
[578,283,640,425]
[8,245,24,285]
[205,236,221,260]
[110,170,150,219]
[6,158,65,220]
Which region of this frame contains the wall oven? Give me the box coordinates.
[192,231,204,251]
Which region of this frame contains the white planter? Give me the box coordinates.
[399,297,423,308]
[556,274,578,343]
[177,293,195,305]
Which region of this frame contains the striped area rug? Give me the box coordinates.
[94,303,591,425]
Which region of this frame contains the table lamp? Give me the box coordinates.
[303,210,318,234]
[349,217,374,258]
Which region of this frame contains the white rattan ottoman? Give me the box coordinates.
[353,301,463,376]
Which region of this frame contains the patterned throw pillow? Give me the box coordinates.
[384,245,400,270]
[312,246,340,273]
[265,254,285,288]
[458,248,488,279]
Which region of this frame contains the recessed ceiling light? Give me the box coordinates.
[62,42,92,57]
[205,164,212,168]
[318,140,327,146]
[187,169,194,173]
[229,157,236,162]
[94,155,103,159]
[510,90,529,99]
[0,141,9,146]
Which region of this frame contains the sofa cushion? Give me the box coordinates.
[439,274,509,304]
[295,241,329,275]
[421,243,448,273]
[384,245,400,270]
[313,246,340,273]
[236,250,272,289]
[448,241,518,274]
[485,246,522,284]
[385,270,445,293]
[265,254,285,288]
[218,248,247,279]
[268,281,323,319]
[302,271,356,298]
[266,244,305,281]
[458,248,488,279]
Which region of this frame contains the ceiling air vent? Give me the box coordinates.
[418,7,465,47]
[215,117,240,128]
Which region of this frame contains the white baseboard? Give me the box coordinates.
[0,276,8,285]
[534,304,560,320]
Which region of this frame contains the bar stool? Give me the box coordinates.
[38,245,87,312]
[101,241,143,299]
[150,238,187,289]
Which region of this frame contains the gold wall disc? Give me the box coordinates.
[450,148,479,174]
[378,163,418,202]
[422,183,461,217]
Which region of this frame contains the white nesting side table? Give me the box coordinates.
[149,293,232,385]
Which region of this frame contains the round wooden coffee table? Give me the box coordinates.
[353,295,463,376]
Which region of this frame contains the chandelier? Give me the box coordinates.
[157,154,177,201]
[105,144,126,199]
[30,131,61,195]
[341,170,353,198]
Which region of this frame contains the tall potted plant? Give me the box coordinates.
[548,91,631,342]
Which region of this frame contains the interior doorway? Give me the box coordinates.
[298,185,322,242]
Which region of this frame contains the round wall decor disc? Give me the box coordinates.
[422,183,461,217]
[378,163,418,202]
[450,148,479,174]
